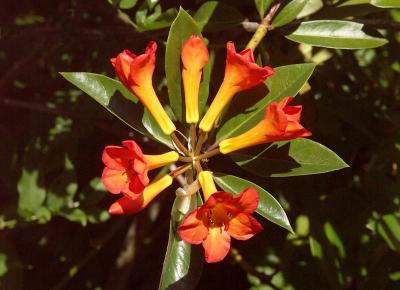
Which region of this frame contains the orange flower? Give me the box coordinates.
[108,175,173,215]
[219,97,312,154]
[199,42,274,132]
[101,140,178,199]
[112,43,176,135]
[178,171,262,263]
[182,35,209,124]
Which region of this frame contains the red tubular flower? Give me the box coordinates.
[219,96,312,154]
[178,188,263,263]
[108,175,173,215]
[111,43,176,135]
[181,35,209,124]
[199,42,274,132]
[101,140,178,199]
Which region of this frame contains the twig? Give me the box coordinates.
[171,132,189,156]
[246,2,282,50]
[169,164,192,179]
[195,148,220,161]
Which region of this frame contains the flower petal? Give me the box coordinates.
[108,196,145,215]
[102,145,133,170]
[129,41,157,87]
[178,210,208,244]
[228,213,263,240]
[101,167,127,194]
[233,188,259,213]
[122,140,145,161]
[202,227,231,263]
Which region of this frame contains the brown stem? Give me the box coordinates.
[190,124,197,154]
[196,148,220,161]
[169,164,192,179]
[194,130,208,155]
[171,132,189,156]
[246,2,281,50]
[178,156,193,163]
[194,161,203,173]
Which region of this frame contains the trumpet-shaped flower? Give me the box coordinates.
[219,97,311,154]
[182,35,209,124]
[199,42,274,132]
[111,42,176,135]
[178,171,262,263]
[101,140,178,199]
[108,175,173,215]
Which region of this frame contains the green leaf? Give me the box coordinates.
[285,20,388,49]
[119,0,138,9]
[60,72,149,137]
[272,0,308,27]
[254,0,273,18]
[136,8,178,32]
[0,254,8,277]
[142,109,173,148]
[297,0,324,18]
[216,63,316,143]
[17,169,46,215]
[370,0,400,8]
[193,1,245,31]
[214,174,293,232]
[368,214,400,252]
[165,8,202,122]
[232,139,349,177]
[159,194,203,290]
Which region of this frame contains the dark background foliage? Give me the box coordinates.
[1,0,400,289]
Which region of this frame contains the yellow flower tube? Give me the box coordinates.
[198,171,217,201]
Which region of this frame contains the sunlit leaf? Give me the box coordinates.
[231,139,349,177]
[214,174,293,232]
[370,0,400,8]
[285,20,388,49]
[60,72,150,137]
[272,0,308,27]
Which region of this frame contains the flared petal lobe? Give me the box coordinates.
[101,140,177,199]
[178,188,262,263]
[199,42,274,132]
[181,35,209,124]
[112,43,176,135]
[108,175,173,215]
[219,97,311,154]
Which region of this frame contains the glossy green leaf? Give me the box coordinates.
[285,20,388,49]
[118,0,138,9]
[165,8,202,122]
[61,72,150,137]
[194,1,245,31]
[254,0,273,18]
[232,139,349,177]
[297,0,324,18]
[136,8,178,32]
[370,0,400,8]
[214,174,293,232]
[216,63,316,143]
[272,0,308,27]
[17,169,46,215]
[142,109,173,148]
[159,194,203,290]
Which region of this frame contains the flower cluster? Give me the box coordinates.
[101,35,311,262]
